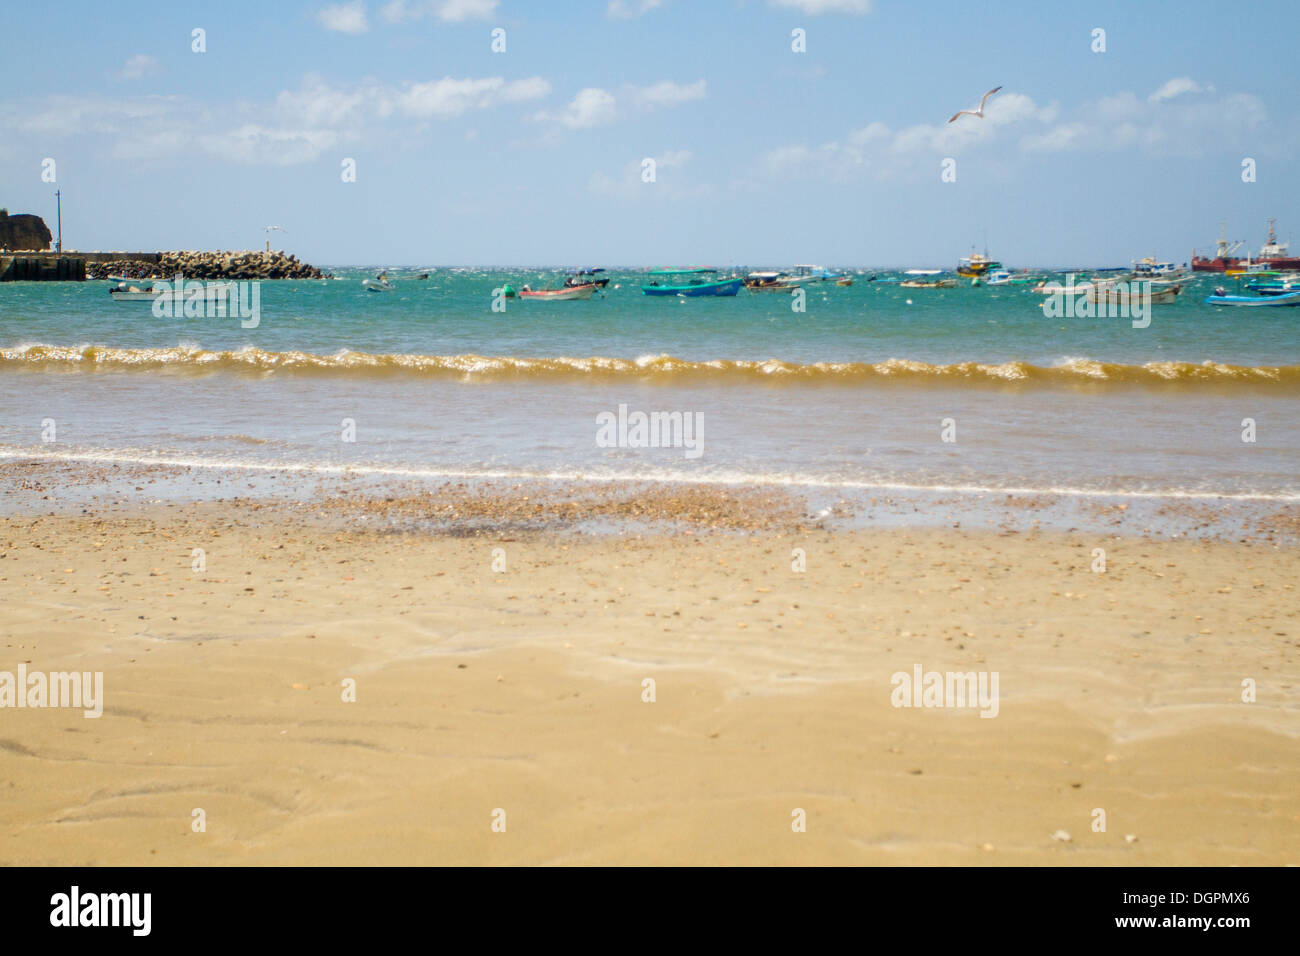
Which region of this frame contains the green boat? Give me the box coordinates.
[641,268,742,297]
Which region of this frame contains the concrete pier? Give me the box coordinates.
[0,254,88,281]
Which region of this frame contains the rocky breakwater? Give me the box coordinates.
[86,250,329,280]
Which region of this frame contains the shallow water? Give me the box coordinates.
[2,268,1297,502]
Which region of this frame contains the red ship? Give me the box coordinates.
[1193,218,1300,271]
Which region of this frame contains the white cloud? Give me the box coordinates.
[1148,77,1204,104]
[607,0,662,18]
[537,88,617,129]
[757,80,1263,182]
[761,91,1055,180]
[629,79,706,109]
[273,73,549,128]
[12,71,551,168]
[1022,85,1262,156]
[117,54,160,80]
[200,126,343,166]
[400,76,551,117]
[769,0,872,13]
[317,1,369,33]
[381,0,497,22]
[589,150,705,200]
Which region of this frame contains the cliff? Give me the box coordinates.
[0,210,53,251]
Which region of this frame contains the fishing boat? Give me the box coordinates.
[1205,290,1300,307]
[903,269,942,276]
[900,278,957,289]
[984,270,1038,286]
[1132,257,1187,279]
[641,269,742,297]
[1084,279,1184,305]
[108,280,231,303]
[744,271,800,292]
[957,253,1001,278]
[363,272,396,292]
[1246,277,1300,296]
[564,268,610,288]
[835,277,853,287]
[518,283,597,300]
[790,264,842,283]
[1194,219,1300,272]
[1224,261,1280,279]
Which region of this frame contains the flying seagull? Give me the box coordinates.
[948,86,1002,123]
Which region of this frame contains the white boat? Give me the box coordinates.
[518,283,597,300]
[904,269,942,276]
[791,264,842,282]
[363,277,396,292]
[108,281,231,303]
[1084,278,1185,305]
[1132,257,1187,279]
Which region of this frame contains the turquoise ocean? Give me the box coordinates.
[2,267,1297,516]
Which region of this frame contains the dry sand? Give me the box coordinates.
[0,496,1296,865]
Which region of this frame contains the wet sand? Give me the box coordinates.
[0,477,1297,865]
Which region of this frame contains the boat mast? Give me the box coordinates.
[55,189,62,253]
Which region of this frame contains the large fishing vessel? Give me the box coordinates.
[1192,219,1300,272]
[957,253,1002,278]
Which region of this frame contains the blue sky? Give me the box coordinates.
[2,0,1297,267]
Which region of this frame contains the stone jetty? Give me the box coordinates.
[84,250,328,281]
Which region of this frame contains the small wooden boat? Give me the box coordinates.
[744,271,800,292]
[1085,281,1183,305]
[836,277,853,286]
[108,280,230,303]
[900,278,957,288]
[1205,290,1300,307]
[519,283,596,300]
[642,269,742,297]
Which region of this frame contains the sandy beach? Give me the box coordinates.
[1,473,1296,865]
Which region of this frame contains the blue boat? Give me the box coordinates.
[641,269,742,297]
[1205,291,1300,307]
[1244,281,1300,296]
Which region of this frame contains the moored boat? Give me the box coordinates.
[1193,219,1300,272]
[790,264,843,283]
[1084,279,1184,305]
[642,269,742,297]
[109,280,232,303]
[744,271,800,292]
[957,253,1001,278]
[1132,257,1187,279]
[564,268,610,288]
[900,278,957,288]
[1205,290,1300,307]
[518,283,597,300]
